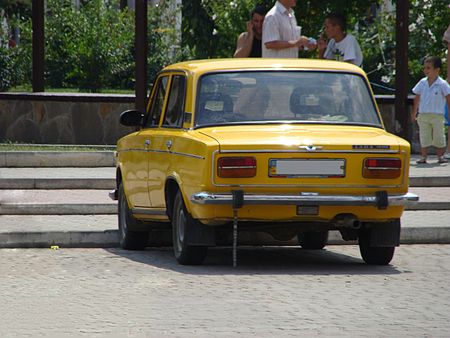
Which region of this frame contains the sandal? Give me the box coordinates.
[416,157,427,164]
[438,156,448,164]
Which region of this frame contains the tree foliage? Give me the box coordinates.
[2,0,186,92]
[1,0,448,92]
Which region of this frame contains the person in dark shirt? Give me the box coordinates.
[234,5,267,58]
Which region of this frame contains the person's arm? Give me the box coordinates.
[234,22,254,58]
[412,95,420,122]
[446,94,450,108]
[234,33,253,58]
[265,36,309,50]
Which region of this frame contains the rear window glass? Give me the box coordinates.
[195,71,381,128]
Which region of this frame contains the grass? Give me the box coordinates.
[0,142,116,152]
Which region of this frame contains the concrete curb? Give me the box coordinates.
[1,227,449,248]
[0,177,438,190]
[0,178,115,190]
[409,177,450,187]
[0,151,115,167]
[0,230,119,248]
[0,201,446,215]
[0,203,117,215]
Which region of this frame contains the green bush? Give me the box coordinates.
[0,45,13,91]
[44,0,135,92]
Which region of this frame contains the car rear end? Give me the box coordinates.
[190,124,415,226]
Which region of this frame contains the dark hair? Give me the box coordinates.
[424,56,442,69]
[251,5,267,18]
[325,13,347,32]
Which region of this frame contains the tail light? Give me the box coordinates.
[363,158,402,179]
[217,157,256,178]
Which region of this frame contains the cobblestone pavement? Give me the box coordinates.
[1,245,450,337]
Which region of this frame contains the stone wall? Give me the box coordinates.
[0,93,417,149]
[377,95,419,153]
[0,93,135,145]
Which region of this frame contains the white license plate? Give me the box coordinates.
[269,159,345,177]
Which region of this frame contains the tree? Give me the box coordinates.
[183,0,449,93]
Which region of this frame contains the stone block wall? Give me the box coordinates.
[0,93,417,150]
[377,95,419,153]
[0,93,135,145]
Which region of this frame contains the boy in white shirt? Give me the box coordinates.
[412,56,450,164]
[318,13,363,67]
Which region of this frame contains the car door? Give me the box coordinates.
[123,74,169,209]
[128,74,169,212]
[148,73,187,209]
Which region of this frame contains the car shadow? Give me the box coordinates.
[105,245,402,276]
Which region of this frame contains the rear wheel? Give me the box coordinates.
[297,231,328,250]
[358,228,395,265]
[118,182,148,250]
[172,191,208,265]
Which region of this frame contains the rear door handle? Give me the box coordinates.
[166,140,172,150]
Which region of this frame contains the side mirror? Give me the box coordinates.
[120,109,144,127]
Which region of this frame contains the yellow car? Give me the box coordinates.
[111,58,418,266]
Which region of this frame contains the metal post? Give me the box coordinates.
[32,0,45,92]
[135,0,148,113]
[231,190,244,268]
[232,209,238,268]
[394,0,410,140]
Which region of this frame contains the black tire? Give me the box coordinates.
[172,191,208,265]
[118,182,148,250]
[358,229,395,265]
[297,231,328,250]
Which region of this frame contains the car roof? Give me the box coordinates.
[162,58,365,76]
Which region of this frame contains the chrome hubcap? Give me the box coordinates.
[176,208,186,252]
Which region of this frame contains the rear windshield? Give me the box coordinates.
[195,71,381,128]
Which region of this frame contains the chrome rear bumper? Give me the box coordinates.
[191,191,419,209]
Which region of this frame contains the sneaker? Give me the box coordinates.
[444,152,450,160]
[416,157,427,164]
[438,156,449,164]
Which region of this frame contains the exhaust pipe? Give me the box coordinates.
[335,214,361,229]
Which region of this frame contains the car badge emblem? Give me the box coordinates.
[300,145,322,152]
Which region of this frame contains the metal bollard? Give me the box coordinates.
[231,190,244,268]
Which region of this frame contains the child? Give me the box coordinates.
[412,56,450,164]
[317,13,363,67]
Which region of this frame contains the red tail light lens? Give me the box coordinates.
[217,157,256,178]
[363,158,402,179]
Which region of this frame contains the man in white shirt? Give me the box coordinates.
[318,13,363,67]
[262,0,316,58]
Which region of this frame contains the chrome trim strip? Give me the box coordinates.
[210,183,403,188]
[171,151,205,159]
[118,148,148,153]
[219,149,401,154]
[131,208,167,216]
[220,166,256,169]
[191,192,419,206]
[365,167,401,170]
[118,148,204,159]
